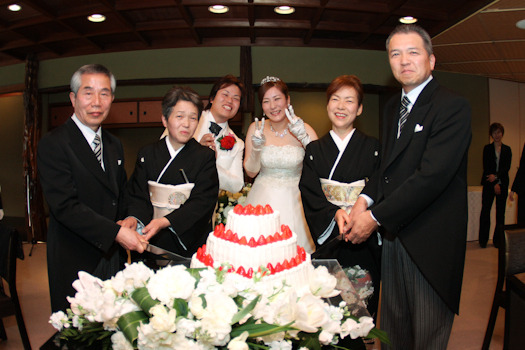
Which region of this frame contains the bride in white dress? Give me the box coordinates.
[244,76,318,253]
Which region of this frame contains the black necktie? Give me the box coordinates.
[397,96,410,138]
[209,121,222,136]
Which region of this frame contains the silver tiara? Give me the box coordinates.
[260,76,281,85]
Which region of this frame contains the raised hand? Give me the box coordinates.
[286,104,310,147]
[252,117,266,150]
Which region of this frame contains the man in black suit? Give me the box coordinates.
[347,25,471,349]
[38,64,145,312]
[510,143,525,224]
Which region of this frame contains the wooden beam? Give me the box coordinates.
[23,54,47,243]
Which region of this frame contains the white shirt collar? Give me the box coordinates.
[72,114,101,148]
[329,129,355,152]
[402,75,433,112]
[207,111,228,130]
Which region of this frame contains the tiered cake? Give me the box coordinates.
[191,204,313,288]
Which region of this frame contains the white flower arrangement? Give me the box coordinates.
[216,184,252,225]
[343,265,375,307]
[50,262,389,349]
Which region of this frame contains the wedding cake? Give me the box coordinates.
[191,204,313,288]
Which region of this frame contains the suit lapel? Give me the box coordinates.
[101,130,122,195]
[65,119,116,195]
[384,79,438,170]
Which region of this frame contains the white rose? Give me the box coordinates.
[309,266,339,298]
[227,331,249,350]
[294,294,329,333]
[189,294,205,319]
[147,265,196,305]
[268,340,292,350]
[111,331,134,350]
[149,304,177,333]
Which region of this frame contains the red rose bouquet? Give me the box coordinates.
[218,134,236,150]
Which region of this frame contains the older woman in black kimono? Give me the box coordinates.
[121,86,219,257]
[299,75,381,317]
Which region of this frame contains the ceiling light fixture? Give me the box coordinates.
[274,6,295,15]
[88,14,106,23]
[517,19,525,30]
[399,16,418,24]
[8,4,21,11]
[208,5,229,14]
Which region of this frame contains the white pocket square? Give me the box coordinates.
[118,159,122,165]
[414,124,424,132]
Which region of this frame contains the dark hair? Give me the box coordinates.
[386,24,433,56]
[205,75,244,110]
[162,86,203,120]
[489,122,504,136]
[258,78,289,104]
[70,64,116,94]
[326,75,364,106]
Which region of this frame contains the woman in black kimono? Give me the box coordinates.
[299,75,381,317]
[122,86,219,257]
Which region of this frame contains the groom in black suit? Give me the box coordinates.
[38,64,145,312]
[347,25,471,349]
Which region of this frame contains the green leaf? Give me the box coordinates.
[365,328,391,345]
[297,331,322,350]
[117,310,149,347]
[131,287,159,316]
[230,321,296,338]
[231,295,261,324]
[187,268,206,285]
[173,298,189,318]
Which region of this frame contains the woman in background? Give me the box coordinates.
[299,75,381,317]
[479,122,511,248]
[244,76,318,253]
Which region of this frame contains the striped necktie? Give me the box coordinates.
[397,96,411,138]
[93,134,102,165]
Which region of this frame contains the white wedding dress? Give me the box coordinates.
[246,145,315,253]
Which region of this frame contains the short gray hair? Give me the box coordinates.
[386,24,433,56]
[70,64,116,95]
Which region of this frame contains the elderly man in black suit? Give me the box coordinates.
[347,25,472,349]
[38,64,145,312]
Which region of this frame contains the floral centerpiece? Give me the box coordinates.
[216,184,252,225]
[50,262,389,350]
[343,265,374,307]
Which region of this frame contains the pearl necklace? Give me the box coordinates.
[270,123,288,138]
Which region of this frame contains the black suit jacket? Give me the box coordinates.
[126,138,219,256]
[481,143,512,189]
[37,118,128,312]
[362,78,472,313]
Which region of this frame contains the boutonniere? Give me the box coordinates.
[218,133,236,151]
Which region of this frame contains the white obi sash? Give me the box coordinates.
[320,178,365,213]
[148,181,194,219]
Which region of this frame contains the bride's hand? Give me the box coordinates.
[286,105,310,147]
[252,117,266,151]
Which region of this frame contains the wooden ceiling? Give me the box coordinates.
[1,0,524,83]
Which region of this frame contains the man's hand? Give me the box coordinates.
[510,191,516,201]
[115,226,145,253]
[494,183,501,195]
[486,174,497,183]
[142,217,171,241]
[200,133,216,152]
[117,217,138,230]
[345,210,377,244]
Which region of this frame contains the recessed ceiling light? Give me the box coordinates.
[208,5,229,14]
[88,14,106,23]
[274,6,295,15]
[517,19,525,30]
[8,4,21,11]
[399,16,418,24]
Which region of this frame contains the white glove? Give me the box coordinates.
[245,117,265,174]
[0,209,4,220]
[286,105,310,147]
[251,117,266,151]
